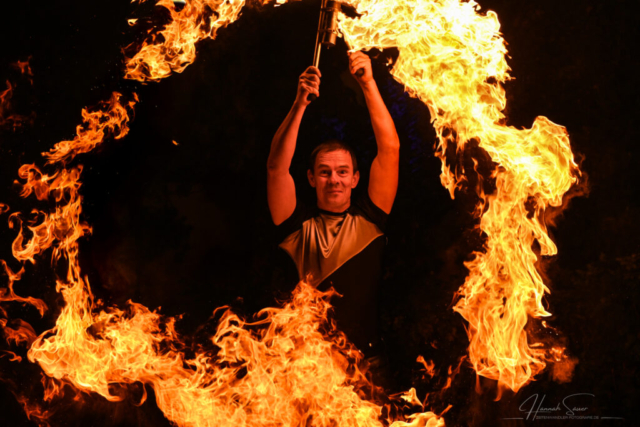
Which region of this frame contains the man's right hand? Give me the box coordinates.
[295,66,321,107]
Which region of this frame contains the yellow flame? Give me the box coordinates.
[29,280,443,426]
[3,2,445,425]
[124,0,247,82]
[3,0,582,425]
[43,92,137,164]
[339,0,580,392]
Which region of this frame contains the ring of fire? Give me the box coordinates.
[1,0,582,426]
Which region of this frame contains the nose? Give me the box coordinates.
[328,171,339,184]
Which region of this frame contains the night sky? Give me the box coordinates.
[0,0,638,426]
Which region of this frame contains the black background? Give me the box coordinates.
[0,0,638,426]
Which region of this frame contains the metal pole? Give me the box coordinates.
[308,0,328,101]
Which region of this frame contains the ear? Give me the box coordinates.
[351,170,360,188]
[307,169,316,188]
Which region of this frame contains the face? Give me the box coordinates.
[307,149,359,212]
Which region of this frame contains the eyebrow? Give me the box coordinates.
[317,164,351,169]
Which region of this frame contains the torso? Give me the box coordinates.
[276,193,388,349]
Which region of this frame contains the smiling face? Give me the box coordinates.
[307,149,360,213]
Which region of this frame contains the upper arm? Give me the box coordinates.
[267,169,296,225]
[368,145,399,214]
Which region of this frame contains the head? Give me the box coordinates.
[307,141,360,212]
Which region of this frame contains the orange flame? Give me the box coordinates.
[4,0,582,423]
[13,57,34,84]
[0,260,47,316]
[42,92,137,164]
[416,355,437,380]
[27,280,442,426]
[0,80,32,130]
[0,80,16,123]
[339,0,581,392]
[1,5,446,423]
[0,58,35,129]
[2,318,37,347]
[124,0,248,82]
[2,92,136,416]
[9,167,90,266]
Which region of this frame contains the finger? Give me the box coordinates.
[300,84,320,90]
[350,64,367,75]
[302,74,321,84]
[301,73,321,85]
[348,50,366,61]
[300,78,320,89]
[351,56,370,67]
[350,59,370,73]
[349,58,369,70]
[305,66,322,77]
[301,84,320,97]
[350,61,368,72]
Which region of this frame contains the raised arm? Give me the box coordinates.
[267,66,321,225]
[348,51,400,214]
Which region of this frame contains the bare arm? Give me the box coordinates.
[349,51,400,214]
[267,66,321,225]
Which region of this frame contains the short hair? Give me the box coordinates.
[309,140,359,173]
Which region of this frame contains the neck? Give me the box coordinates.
[317,200,351,214]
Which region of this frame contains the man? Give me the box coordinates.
[267,51,399,351]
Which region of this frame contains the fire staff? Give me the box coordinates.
[267,51,400,353]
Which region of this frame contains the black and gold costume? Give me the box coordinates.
[276,193,387,350]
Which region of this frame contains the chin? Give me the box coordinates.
[328,198,348,208]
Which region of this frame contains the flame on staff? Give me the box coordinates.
[339,0,581,393]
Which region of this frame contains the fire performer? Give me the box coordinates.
[267,51,400,354]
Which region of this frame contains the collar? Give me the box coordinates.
[317,206,350,216]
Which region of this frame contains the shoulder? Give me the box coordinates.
[274,199,315,242]
[352,191,389,232]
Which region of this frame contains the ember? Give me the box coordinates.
[0,58,35,130]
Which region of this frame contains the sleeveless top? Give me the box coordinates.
[276,192,388,349]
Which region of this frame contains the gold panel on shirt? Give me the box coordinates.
[279,211,384,286]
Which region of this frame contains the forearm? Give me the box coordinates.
[267,102,307,173]
[361,81,400,152]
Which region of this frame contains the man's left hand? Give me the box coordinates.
[349,51,374,85]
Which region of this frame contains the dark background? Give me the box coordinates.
[0,0,638,426]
